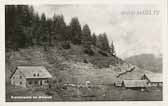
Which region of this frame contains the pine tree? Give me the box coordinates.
[102,33,110,52]
[12,5,32,49]
[52,14,66,42]
[69,17,82,44]
[46,18,53,46]
[110,41,116,56]
[97,33,110,52]
[82,24,92,47]
[65,25,71,41]
[32,13,41,45]
[40,13,48,44]
[5,5,17,50]
[97,34,103,49]
[91,33,97,46]
[5,5,116,54]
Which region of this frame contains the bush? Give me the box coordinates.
[83,48,95,56]
[98,50,108,57]
[62,41,71,49]
[43,45,49,51]
[83,59,89,63]
[45,90,55,96]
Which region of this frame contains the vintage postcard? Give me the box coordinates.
[1,0,167,104]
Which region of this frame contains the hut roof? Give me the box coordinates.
[123,80,147,88]
[144,73,162,82]
[15,66,52,79]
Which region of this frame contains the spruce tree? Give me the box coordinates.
[82,24,92,47]
[69,17,82,44]
[91,33,97,46]
[110,41,116,56]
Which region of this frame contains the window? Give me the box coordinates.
[45,80,48,83]
[33,73,36,77]
[29,81,32,85]
[20,82,22,85]
[35,81,38,84]
[20,76,22,79]
[37,73,39,76]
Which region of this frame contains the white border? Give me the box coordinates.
[0,0,167,106]
[1,0,164,5]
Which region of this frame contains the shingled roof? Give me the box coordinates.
[144,73,162,82]
[15,66,52,79]
[123,80,147,88]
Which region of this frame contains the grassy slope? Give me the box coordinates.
[6,44,124,84]
[5,44,161,101]
[125,54,162,73]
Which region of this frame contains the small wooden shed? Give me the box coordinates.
[114,81,122,87]
[141,73,162,87]
[122,80,147,89]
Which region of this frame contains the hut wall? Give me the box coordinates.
[10,69,26,88]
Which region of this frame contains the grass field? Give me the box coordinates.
[6,84,162,102]
[5,46,162,102]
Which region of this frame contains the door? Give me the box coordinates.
[40,80,42,86]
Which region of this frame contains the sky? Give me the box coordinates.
[34,4,162,59]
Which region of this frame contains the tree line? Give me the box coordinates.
[5,5,116,56]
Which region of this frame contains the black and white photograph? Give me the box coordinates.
[5,3,163,102]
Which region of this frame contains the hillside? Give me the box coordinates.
[6,44,162,101]
[5,44,120,83]
[5,43,149,84]
[125,54,162,73]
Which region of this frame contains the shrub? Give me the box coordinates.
[83,48,95,56]
[83,59,89,63]
[98,50,108,57]
[45,90,55,96]
[62,41,71,49]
